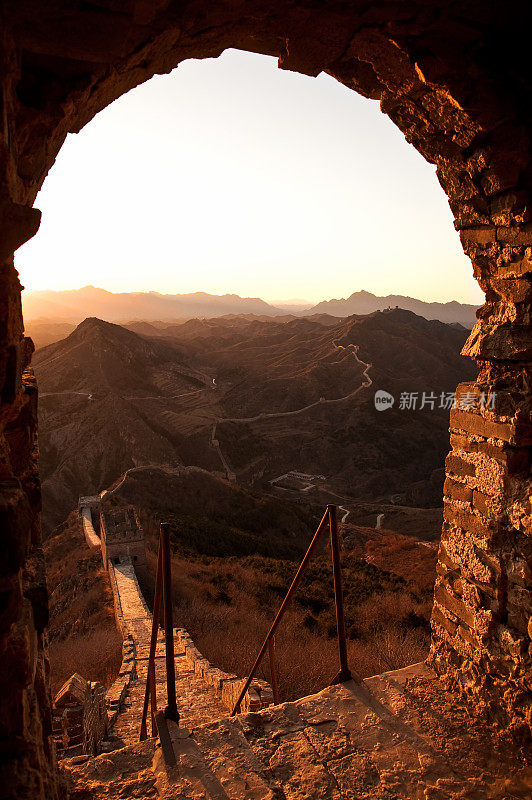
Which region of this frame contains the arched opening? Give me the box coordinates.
[19,48,483,711]
[1,5,531,796]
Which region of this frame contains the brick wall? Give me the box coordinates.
[175,629,274,713]
[52,674,109,759]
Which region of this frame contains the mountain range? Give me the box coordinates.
[305,290,478,328]
[34,310,477,532]
[23,286,480,335]
[22,286,285,323]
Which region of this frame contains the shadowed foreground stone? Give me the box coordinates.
[63,663,532,800]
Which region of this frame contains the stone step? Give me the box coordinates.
[155,718,279,799]
[63,662,529,800]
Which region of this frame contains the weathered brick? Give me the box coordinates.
[459,226,496,245]
[432,604,458,636]
[449,432,470,452]
[446,452,476,478]
[434,582,477,628]
[443,503,499,542]
[497,223,532,245]
[444,477,473,503]
[478,441,528,473]
[450,408,532,445]
[472,490,490,517]
[457,624,479,648]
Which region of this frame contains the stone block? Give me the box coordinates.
[459,226,496,245]
[472,490,491,517]
[246,688,261,711]
[444,503,498,543]
[497,223,532,245]
[450,433,529,474]
[434,581,478,629]
[446,452,476,478]
[443,477,473,503]
[450,408,532,446]
[194,658,210,677]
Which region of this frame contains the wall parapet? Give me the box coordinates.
[104,554,273,728]
[80,506,101,551]
[175,628,273,714]
[52,673,108,759]
[104,558,137,726]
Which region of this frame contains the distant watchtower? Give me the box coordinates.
[100,506,146,568]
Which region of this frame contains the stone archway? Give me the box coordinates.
[1,3,531,796]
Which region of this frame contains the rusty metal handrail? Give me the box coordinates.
[230,504,353,716]
[139,522,179,741]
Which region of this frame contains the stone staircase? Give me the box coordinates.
[62,662,530,800]
[59,540,530,798]
[105,559,232,747]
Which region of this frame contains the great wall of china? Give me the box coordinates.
[54,498,530,798]
[3,5,532,796]
[54,499,273,760]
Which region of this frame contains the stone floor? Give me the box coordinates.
[63,663,532,799]
[109,562,227,747]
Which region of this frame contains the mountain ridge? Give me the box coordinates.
[305,290,479,328]
[22,285,480,329]
[34,311,476,532]
[23,286,285,322]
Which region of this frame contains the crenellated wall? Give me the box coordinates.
[1,2,532,795]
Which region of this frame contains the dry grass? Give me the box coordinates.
[137,528,436,704]
[49,629,123,697]
[44,512,123,697]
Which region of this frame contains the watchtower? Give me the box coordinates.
[100,506,146,568]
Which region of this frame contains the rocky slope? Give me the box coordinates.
[33,318,219,531]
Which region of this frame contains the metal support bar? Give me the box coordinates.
[140,536,164,741]
[161,522,179,724]
[155,711,176,767]
[149,660,157,736]
[328,504,352,684]
[268,637,280,705]
[231,507,330,715]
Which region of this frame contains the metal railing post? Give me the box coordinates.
[328,504,352,684]
[231,506,331,715]
[140,535,164,741]
[161,522,179,724]
[268,637,280,705]
[149,660,157,735]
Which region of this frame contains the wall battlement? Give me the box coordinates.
[100,506,147,568]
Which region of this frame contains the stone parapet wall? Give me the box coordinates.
[175,629,274,714]
[80,506,101,551]
[431,380,532,738]
[104,559,138,725]
[105,556,273,727]
[52,674,108,759]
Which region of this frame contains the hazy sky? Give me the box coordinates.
[16,49,483,306]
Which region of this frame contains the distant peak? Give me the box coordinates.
[74,316,117,335]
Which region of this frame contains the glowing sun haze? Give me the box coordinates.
[16,49,484,307]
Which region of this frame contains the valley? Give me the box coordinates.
[34,309,476,533]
